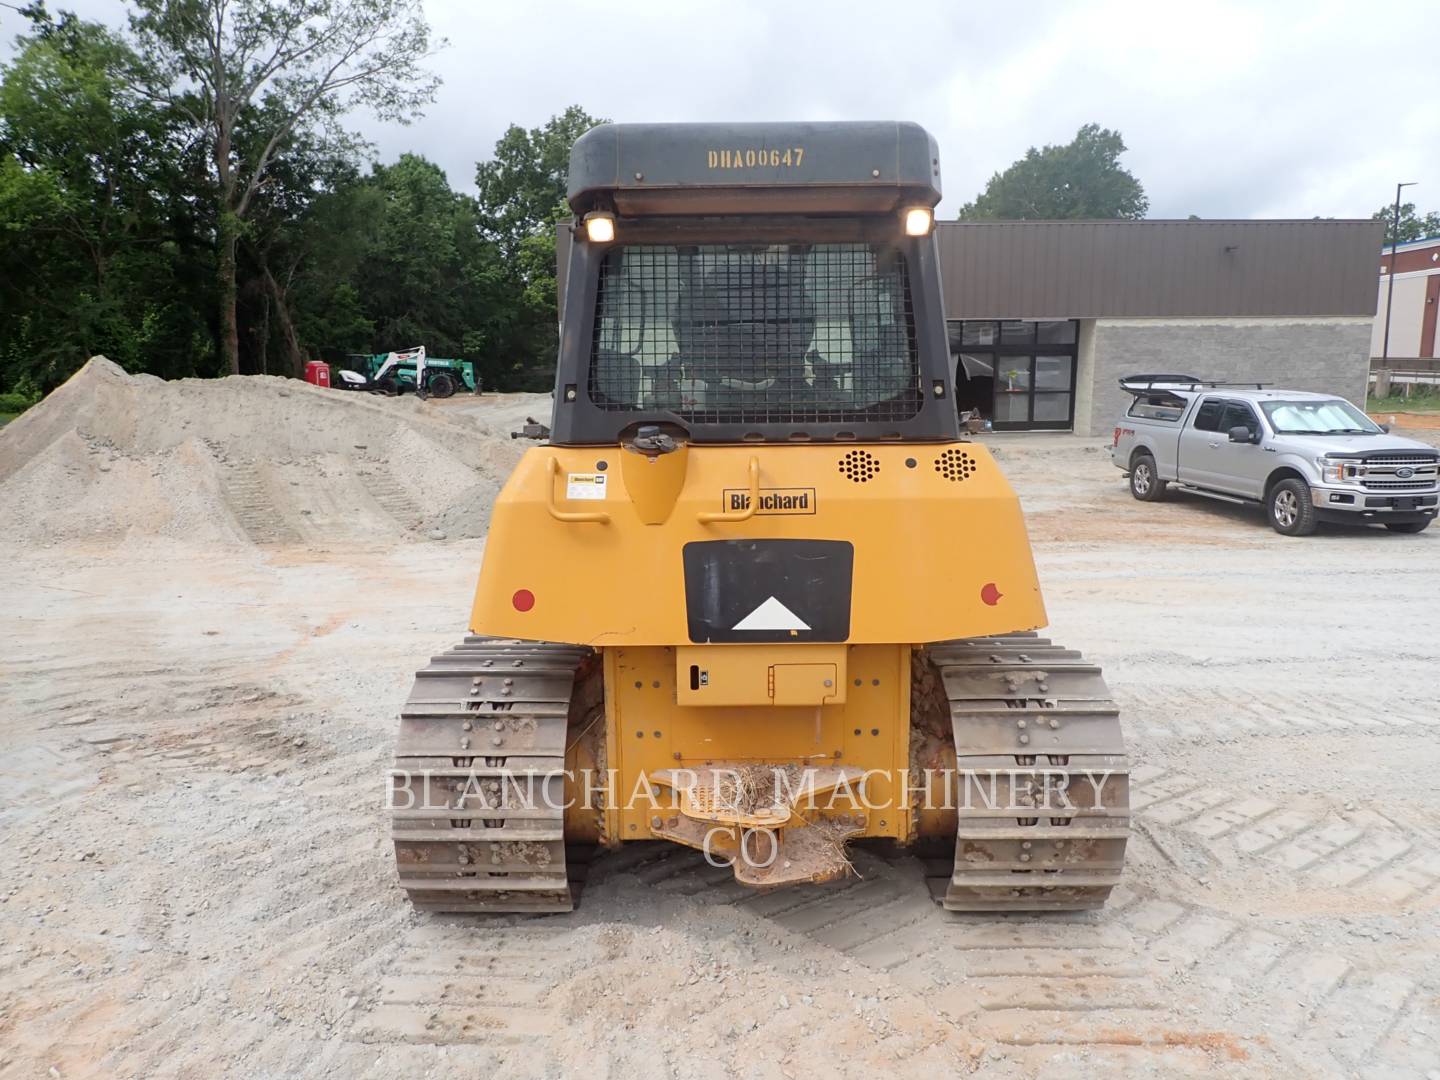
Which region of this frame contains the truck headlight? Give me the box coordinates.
[1316,457,1360,484]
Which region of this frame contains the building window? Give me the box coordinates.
[947,319,1079,431]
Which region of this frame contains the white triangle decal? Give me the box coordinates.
[732,596,810,632]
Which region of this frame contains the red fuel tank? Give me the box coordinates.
[304,360,331,388]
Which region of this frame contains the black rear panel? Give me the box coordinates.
[682,539,853,643]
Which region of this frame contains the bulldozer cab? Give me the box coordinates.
[552,122,958,445]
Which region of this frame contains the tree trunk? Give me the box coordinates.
[217,212,242,375]
[254,287,270,376]
[263,265,305,378]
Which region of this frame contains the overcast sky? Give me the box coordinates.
[4,0,1436,220]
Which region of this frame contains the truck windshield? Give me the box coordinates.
[1261,399,1381,435]
[587,242,920,425]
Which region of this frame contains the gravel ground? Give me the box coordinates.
[2,379,1438,1079]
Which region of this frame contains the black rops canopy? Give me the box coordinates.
[567,121,942,217]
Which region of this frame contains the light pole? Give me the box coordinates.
[1381,181,1416,362]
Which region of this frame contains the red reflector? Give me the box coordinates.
[512,589,535,612]
[980,583,1003,606]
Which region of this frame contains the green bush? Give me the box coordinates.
[1368,384,1440,412]
[0,390,39,415]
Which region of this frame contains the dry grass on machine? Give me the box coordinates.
[795,815,862,878]
[714,764,804,815]
[708,764,862,878]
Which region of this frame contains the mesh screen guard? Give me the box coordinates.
[586,243,922,426]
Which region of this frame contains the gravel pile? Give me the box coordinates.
[0,357,544,546]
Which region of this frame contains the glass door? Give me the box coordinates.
[993,356,1032,425]
[1032,354,1076,426]
[990,354,1076,429]
[949,319,1077,431]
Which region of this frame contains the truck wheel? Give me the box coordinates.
[426,372,457,399]
[1268,478,1317,536]
[1385,520,1431,534]
[1129,453,1166,501]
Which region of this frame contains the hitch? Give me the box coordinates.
[648,765,869,886]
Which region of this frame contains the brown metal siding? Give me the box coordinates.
[1381,240,1440,275]
[936,219,1383,319]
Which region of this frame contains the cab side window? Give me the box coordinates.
[1219,402,1260,437]
[1192,399,1224,432]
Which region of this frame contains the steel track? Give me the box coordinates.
[925,633,1130,912]
[390,637,594,913]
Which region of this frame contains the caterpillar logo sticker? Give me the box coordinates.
[721,487,816,515]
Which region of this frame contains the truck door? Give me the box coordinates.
[1176,396,1227,490]
[1208,401,1266,498]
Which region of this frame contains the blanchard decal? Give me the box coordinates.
[565,473,607,500]
[721,487,817,515]
[683,539,853,644]
[707,147,804,169]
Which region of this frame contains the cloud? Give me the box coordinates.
[4,0,1436,219]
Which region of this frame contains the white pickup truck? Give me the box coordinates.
[1110,374,1439,536]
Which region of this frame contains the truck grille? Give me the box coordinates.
[1359,455,1439,491]
[1364,478,1434,490]
[1362,455,1437,466]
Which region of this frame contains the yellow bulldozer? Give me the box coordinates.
[389,122,1129,914]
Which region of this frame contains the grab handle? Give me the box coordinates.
[546,457,611,524]
[697,456,760,524]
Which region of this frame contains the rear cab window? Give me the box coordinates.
[1127,391,1188,422]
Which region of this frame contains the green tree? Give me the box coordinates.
[127,0,442,374]
[0,13,214,392]
[475,105,603,256]
[473,106,605,389]
[232,103,365,374]
[344,157,500,353]
[1373,201,1440,246]
[958,124,1148,221]
[287,154,528,385]
[3,7,602,396]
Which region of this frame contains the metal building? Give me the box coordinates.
[936,219,1382,435]
[1373,234,1440,362]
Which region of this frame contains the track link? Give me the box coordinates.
[925,632,1130,912]
[390,636,594,913]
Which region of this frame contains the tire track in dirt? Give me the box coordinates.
[1115,685,1440,741]
[1131,764,1440,910]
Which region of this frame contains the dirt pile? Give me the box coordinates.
[0,357,548,546]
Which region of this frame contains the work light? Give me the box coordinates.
[902,207,933,236]
[584,211,616,243]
